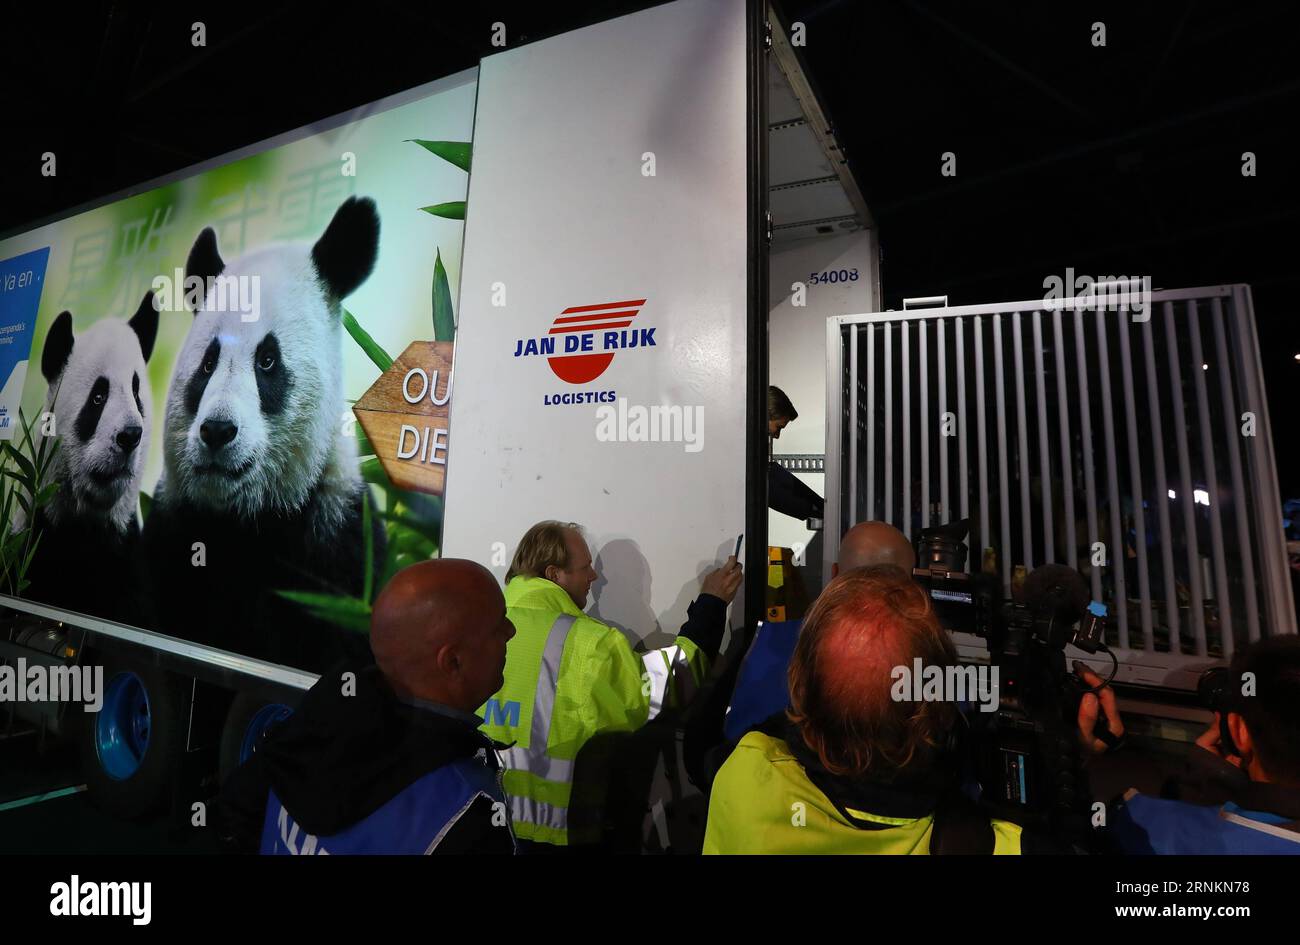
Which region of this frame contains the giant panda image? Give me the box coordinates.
[22,292,158,624]
[142,197,385,670]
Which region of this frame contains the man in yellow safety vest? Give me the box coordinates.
[480,520,742,850]
[705,565,1027,854]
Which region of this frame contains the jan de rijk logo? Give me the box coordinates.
[512,298,656,384]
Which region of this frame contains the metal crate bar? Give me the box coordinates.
[866,324,875,521]
[993,314,1011,591]
[1188,300,1234,658]
[1072,309,1102,602]
[1052,310,1079,571]
[1141,312,1181,652]
[938,318,950,522]
[1164,300,1207,656]
[849,323,859,525]
[920,320,930,529]
[884,323,893,525]
[956,317,969,521]
[1032,312,1054,571]
[1093,309,1130,650]
[1012,312,1032,570]
[902,322,911,540]
[974,315,990,557]
[1116,304,1154,649]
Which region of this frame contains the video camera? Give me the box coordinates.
[1197,666,1244,759]
[912,519,1117,841]
[912,519,1108,654]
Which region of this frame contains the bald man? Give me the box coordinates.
[833,520,916,576]
[723,522,915,743]
[216,560,518,854]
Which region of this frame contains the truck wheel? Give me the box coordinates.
[77,657,188,820]
[218,694,293,785]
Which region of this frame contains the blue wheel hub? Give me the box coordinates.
[96,672,151,781]
[240,704,293,764]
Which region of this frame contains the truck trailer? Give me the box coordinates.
[0,0,1292,857]
[0,0,876,845]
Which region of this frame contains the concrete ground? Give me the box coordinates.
[0,727,222,855]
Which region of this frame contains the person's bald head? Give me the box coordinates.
[834,521,915,577]
[370,559,515,711]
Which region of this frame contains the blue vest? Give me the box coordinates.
[260,757,509,855]
[725,620,802,742]
[1113,792,1300,855]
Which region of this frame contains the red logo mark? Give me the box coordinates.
[547,299,646,384]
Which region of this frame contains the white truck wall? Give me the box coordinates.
[768,230,875,591]
[442,0,749,646]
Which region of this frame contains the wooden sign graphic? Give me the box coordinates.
[353,341,454,495]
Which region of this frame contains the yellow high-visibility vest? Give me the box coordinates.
[479,576,709,846]
[704,731,1023,854]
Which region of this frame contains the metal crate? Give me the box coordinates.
[825,285,1294,683]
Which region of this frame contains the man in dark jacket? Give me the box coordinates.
[766,385,824,522]
[1106,635,1300,854]
[217,559,517,854]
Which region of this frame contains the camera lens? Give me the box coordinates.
[1196,667,1231,711]
[919,534,967,572]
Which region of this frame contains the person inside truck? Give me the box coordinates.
[767,385,824,522]
[1105,635,1300,854]
[480,520,742,851]
[216,560,518,854]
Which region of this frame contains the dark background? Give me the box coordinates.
[2,0,1296,490]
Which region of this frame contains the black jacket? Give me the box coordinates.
[216,664,513,854]
[768,461,824,521]
[674,592,729,660]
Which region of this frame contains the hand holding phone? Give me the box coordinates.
[702,536,745,603]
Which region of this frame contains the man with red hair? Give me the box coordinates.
[704,565,1025,854]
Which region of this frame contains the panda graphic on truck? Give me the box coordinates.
[140,197,386,668]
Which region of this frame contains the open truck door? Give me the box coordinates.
[440,0,762,852]
[443,0,762,645]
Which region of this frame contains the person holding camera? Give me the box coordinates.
[703,559,1148,854]
[1104,635,1300,854]
[704,565,1033,854]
